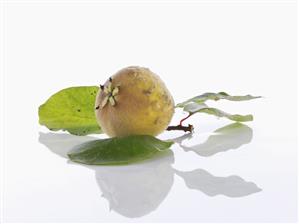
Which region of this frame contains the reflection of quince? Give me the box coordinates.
[94,151,174,218]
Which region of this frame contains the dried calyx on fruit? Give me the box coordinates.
[95,66,175,137]
[95,78,119,109]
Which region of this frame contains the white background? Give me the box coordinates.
[1,0,297,222]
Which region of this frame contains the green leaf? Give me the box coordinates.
[38,86,101,136]
[68,135,174,165]
[183,103,253,122]
[176,92,261,107]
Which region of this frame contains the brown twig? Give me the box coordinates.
[166,124,194,132]
[166,112,194,132]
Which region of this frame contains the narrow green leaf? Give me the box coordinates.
[183,103,253,122]
[68,135,174,165]
[38,86,101,135]
[177,92,261,107]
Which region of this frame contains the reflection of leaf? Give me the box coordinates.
[38,132,97,158]
[183,103,253,122]
[175,169,262,197]
[68,135,174,165]
[38,86,101,136]
[180,123,253,156]
[177,92,261,107]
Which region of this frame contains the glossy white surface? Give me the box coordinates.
[2,1,297,222]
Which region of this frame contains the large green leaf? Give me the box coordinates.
[177,92,261,108]
[68,135,174,165]
[183,103,253,122]
[38,86,101,135]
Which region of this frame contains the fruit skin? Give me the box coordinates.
[95,66,174,137]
